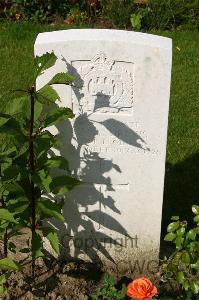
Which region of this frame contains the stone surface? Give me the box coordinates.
[35,29,172,273]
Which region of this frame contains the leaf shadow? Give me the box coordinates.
[48,58,150,265]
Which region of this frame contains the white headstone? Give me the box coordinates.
[35,29,172,274]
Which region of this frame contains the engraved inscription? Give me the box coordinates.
[73,121,159,157]
[72,52,134,114]
[81,145,158,156]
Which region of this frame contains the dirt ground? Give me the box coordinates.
[0,232,174,300]
[2,259,104,300]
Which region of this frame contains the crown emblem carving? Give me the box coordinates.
[74,52,134,114]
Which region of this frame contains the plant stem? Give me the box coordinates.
[29,86,35,277]
[1,197,8,258]
[3,229,8,258]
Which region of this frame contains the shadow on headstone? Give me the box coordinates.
[48,60,149,264]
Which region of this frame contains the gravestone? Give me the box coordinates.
[35,29,172,274]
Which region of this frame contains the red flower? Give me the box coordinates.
[127,277,157,300]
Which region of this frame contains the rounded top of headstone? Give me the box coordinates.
[35,29,172,50]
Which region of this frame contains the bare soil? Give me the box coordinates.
[0,231,174,299]
[1,259,104,300]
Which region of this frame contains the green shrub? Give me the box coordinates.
[132,0,199,30]
[92,273,126,300]
[101,0,134,28]
[162,205,199,299]
[1,0,71,22]
[0,0,101,22]
[0,51,79,293]
[1,0,199,30]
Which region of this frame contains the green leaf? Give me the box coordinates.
[187,229,196,240]
[0,157,12,173]
[172,252,182,265]
[44,156,69,171]
[50,175,81,195]
[0,118,26,146]
[175,236,184,250]
[164,232,176,242]
[191,259,199,270]
[8,198,29,214]
[0,285,6,295]
[176,271,185,284]
[0,209,18,224]
[5,182,26,198]
[48,72,75,85]
[192,205,199,215]
[130,13,142,30]
[0,146,17,160]
[37,198,64,222]
[0,274,8,285]
[44,107,75,127]
[182,251,190,264]
[167,221,180,233]
[0,258,21,271]
[0,273,8,295]
[36,85,60,104]
[18,97,43,121]
[188,241,198,253]
[13,142,29,161]
[0,113,12,127]
[193,215,199,223]
[176,226,186,236]
[35,52,57,76]
[32,232,44,259]
[2,165,21,181]
[3,96,30,120]
[35,130,57,155]
[33,169,52,193]
[191,281,199,294]
[182,280,190,291]
[42,227,60,254]
[0,90,27,111]
[35,100,43,120]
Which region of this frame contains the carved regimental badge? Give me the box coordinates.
[73,52,134,114]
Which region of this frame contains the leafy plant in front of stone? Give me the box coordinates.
[0,51,80,287]
[0,136,23,294]
[92,273,126,299]
[162,205,199,299]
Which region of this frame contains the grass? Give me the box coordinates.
[0,21,198,233]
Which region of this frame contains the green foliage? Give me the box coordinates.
[35,52,57,75]
[0,0,198,30]
[92,273,126,300]
[0,273,9,295]
[43,106,75,127]
[0,258,21,271]
[130,7,150,30]
[41,226,60,254]
[37,198,65,221]
[162,205,199,299]
[132,0,199,31]
[66,7,88,25]
[0,0,71,22]
[101,0,134,28]
[0,0,92,23]
[0,50,79,292]
[49,72,75,85]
